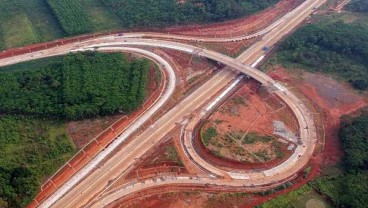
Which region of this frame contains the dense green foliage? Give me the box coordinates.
[102,0,279,28]
[0,167,39,208]
[309,172,368,208]
[242,132,272,144]
[260,112,368,208]
[257,185,312,208]
[272,19,368,90]
[339,111,368,171]
[0,52,149,120]
[46,0,94,35]
[346,0,368,13]
[0,116,75,207]
[0,0,280,50]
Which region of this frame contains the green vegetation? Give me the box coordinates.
[307,111,368,207]
[0,0,64,50]
[166,146,183,165]
[339,110,368,171]
[0,51,152,207]
[272,141,285,159]
[346,0,368,13]
[0,116,76,207]
[0,52,149,120]
[259,111,368,208]
[267,14,368,90]
[0,0,280,50]
[242,132,272,144]
[80,0,122,31]
[258,185,313,208]
[46,0,94,35]
[202,127,218,146]
[232,97,246,105]
[103,0,279,28]
[254,150,270,161]
[309,173,368,208]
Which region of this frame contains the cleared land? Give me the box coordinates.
[200,82,296,164]
[264,11,368,90]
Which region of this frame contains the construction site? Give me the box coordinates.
[0,0,366,207]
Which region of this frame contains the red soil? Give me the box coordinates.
[0,0,302,59]
[27,57,166,208]
[121,66,367,208]
[193,80,296,170]
[162,0,303,38]
[115,156,321,208]
[268,67,367,166]
[67,63,160,149]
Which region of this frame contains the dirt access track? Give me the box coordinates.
[195,80,297,170]
[0,0,328,207]
[163,0,303,38]
[0,0,302,61]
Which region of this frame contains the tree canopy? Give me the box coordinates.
[346,0,368,13]
[46,0,94,35]
[0,52,149,120]
[0,116,75,208]
[274,20,368,90]
[309,110,368,207]
[102,0,279,28]
[339,110,368,172]
[0,167,39,208]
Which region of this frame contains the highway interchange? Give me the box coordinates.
[0,0,326,207]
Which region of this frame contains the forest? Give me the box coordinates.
[339,110,368,172]
[102,0,279,28]
[46,0,94,35]
[0,116,75,208]
[0,52,149,120]
[309,110,368,208]
[272,18,368,90]
[346,0,368,13]
[259,110,368,208]
[0,0,281,50]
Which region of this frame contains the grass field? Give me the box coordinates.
[18,0,65,41]
[81,0,122,31]
[0,0,281,50]
[0,0,65,50]
[258,185,332,208]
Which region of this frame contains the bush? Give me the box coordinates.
[0,52,149,120]
[274,20,368,90]
[202,127,218,146]
[102,0,279,28]
[339,111,368,172]
[46,0,93,35]
[346,0,368,13]
[0,116,75,207]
